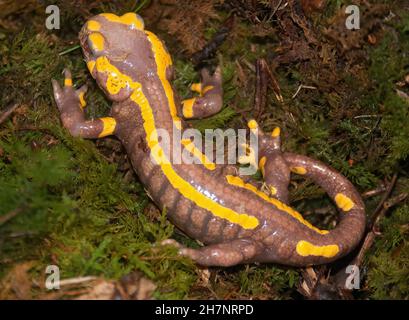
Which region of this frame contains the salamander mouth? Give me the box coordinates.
[79,27,93,61]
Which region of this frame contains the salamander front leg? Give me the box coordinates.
[182,67,223,119]
[52,69,116,139]
[162,238,262,267]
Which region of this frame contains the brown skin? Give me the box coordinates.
[52,13,366,267]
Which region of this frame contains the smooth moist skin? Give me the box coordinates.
[52,13,366,267]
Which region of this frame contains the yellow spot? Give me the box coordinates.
[225,175,329,235]
[296,240,339,258]
[248,120,258,130]
[95,56,130,95]
[335,193,355,212]
[270,186,277,195]
[190,83,202,93]
[99,117,116,138]
[201,85,214,95]
[182,98,196,118]
[181,139,216,170]
[79,92,87,108]
[87,20,101,31]
[259,156,266,176]
[145,31,182,130]
[291,166,307,175]
[271,127,280,138]
[87,60,96,73]
[100,13,144,30]
[64,78,72,87]
[89,33,105,52]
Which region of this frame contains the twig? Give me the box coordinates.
[264,62,284,103]
[362,182,388,198]
[0,103,19,125]
[0,207,24,226]
[353,115,382,119]
[58,276,98,287]
[355,192,407,267]
[332,173,404,290]
[292,84,317,99]
[254,59,268,120]
[368,173,398,229]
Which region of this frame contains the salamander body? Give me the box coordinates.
[52,13,366,267]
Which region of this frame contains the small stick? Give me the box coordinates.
[368,173,398,229]
[0,207,24,226]
[333,173,402,289]
[362,183,387,198]
[0,104,19,125]
[264,62,284,103]
[292,84,317,99]
[354,192,407,267]
[58,276,98,287]
[254,59,268,120]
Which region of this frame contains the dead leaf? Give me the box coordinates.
[0,261,35,299]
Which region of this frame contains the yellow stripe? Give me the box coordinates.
[335,193,355,212]
[190,83,202,93]
[94,55,258,229]
[87,20,101,31]
[64,78,72,87]
[136,88,258,229]
[100,13,144,30]
[79,92,87,108]
[99,117,116,138]
[182,98,196,118]
[145,31,182,130]
[181,139,216,170]
[291,166,307,175]
[296,240,339,258]
[259,156,266,176]
[87,60,96,73]
[201,85,214,95]
[271,127,280,138]
[225,175,329,235]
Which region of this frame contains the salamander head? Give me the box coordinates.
[79,13,169,102]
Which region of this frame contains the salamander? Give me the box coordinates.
[52,13,366,267]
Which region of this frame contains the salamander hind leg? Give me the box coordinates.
[162,238,263,267]
[243,120,291,203]
[182,66,223,119]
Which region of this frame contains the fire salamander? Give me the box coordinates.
[52,13,366,267]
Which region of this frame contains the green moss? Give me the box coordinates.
[367,204,409,299]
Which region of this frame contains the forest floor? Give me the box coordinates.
[0,0,408,299]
